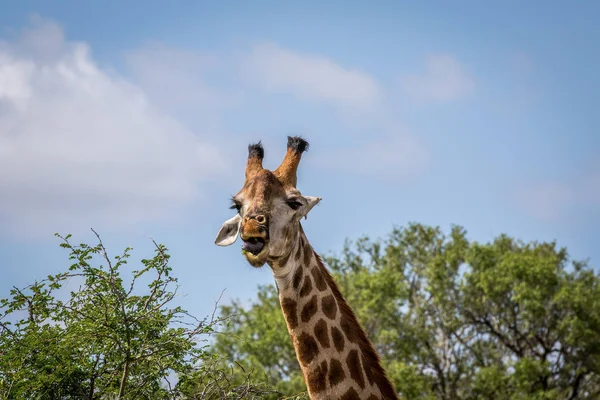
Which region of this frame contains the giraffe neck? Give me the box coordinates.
[268,228,398,400]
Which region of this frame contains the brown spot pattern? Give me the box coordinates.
[314,319,330,348]
[328,358,345,387]
[304,244,313,266]
[306,360,328,393]
[346,349,365,389]
[300,295,318,323]
[292,267,303,290]
[297,332,319,365]
[299,275,312,297]
[341,387,360,400]
[311,267,327,291]
[366,396,379,400]
[295,243,303,261]
[340,312,358,343]
[322,294,337,319]
[362,353,375,385]
[280,298,298,329]
[331,326,345,352]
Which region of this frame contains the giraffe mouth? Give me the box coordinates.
[242,237,266,255]
[241,238,269,267]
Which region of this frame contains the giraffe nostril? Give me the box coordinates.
[256,215,266,224]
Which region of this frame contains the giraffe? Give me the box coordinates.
[215,136,398,400]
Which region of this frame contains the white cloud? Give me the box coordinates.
[515,169,600,221]
[401,54,475,101]
[0,18,225,237]
[124,43,240,123]
[240,43,427,178]
[244,42,381,109]
[125,44,216,109]
[320,133,429,179]
[515,182,575,221]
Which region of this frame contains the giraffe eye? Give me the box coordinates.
[287,199,303,210]
[230,201,242,212]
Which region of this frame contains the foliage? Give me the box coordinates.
[0,231,275,399]
[210,223,600,399]
[176,354,298,399]
[208,288,308,399]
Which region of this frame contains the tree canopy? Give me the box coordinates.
[210,223,600,399]
[0,232,274,399]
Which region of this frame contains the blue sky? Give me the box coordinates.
[1,1,598,319]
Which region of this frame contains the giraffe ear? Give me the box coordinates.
[215,214,242,246]
[297,196,322,220]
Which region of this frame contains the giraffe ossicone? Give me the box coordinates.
[215,136,398,399]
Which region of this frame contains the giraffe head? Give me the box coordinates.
[215,136,321,267]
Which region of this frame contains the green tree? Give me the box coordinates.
[209,286,308,398]
[209,223,600,399]
[0,231,237,399]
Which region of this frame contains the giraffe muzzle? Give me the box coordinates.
[240,217,269,257]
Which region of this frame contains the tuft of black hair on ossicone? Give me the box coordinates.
[248,141,264,159]
[287,136,309,154]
